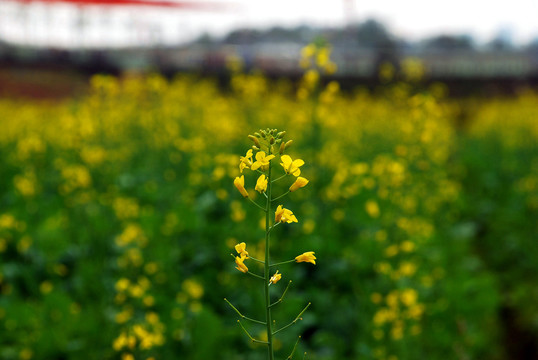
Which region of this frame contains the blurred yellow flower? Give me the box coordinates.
[235,254,248,273]
[255,174,268,193]
[301,44,316,59]
[234,242,249,257]
[280,155,304,176]
[275,205,298,224]
[251,151,275,171]
[400,288,418,307]
[182,279,204,299]
[233,175,249,198]
[289,176,309,192]
[295,251,316,265]
[269,270,282,285]
[365,200,380,218]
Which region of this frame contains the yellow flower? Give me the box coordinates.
[233,175,249,198]
[269,270,282,285]
[289,176,309,192]
[234,242,249,257]
[275,205,298,224]
[280,155,304,176]
[255,174,268,193]
[239,149,253,173]
[251,151,275,172]
[295,251,316,265]
[235,254,248,273]
[301,44,316,59]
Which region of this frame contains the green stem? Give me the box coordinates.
[271,190,290,202]
[247,271,265,280]
[247,255,265,265]
[264,160,274,360]
[272,302,311,335]
[271,173,288,183]
[224,298,266,325]
[286,336,301,360]
[270,259,296,267]
[270,280,292,308]
[237,320,269,344]
[249,197,266,211]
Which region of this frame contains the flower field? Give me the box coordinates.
[0,68,537,359]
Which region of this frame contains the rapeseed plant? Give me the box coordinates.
[226,129,314,360]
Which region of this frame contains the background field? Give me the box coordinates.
[0,67,537,360]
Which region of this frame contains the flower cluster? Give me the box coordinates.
[227,129,316,358]
[231,129,315,279]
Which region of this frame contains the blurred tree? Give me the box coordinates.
[424,34,475,51]
[355,19,396,48]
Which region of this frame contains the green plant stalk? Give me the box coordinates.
[264,160,274,360]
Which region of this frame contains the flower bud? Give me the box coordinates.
[277,131,286,139]
[233,175,249,198]
[289,177,309,192]
[279,142,286,155]
[252,145,260,151]
[285,140,293,150]
[269,136,275,144]
[248,135,260,147]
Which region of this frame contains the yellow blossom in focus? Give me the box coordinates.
[275,205,298,224]
[239,149,253,173]
[255,174,268,193]
[289,177,309,192]
[269,270,282,285]
[251,151,275,171]
[234,242,249,257]
[233,175,249,198]
[295,251,316,265]
[235,254,248,273]
[280,155,304,176]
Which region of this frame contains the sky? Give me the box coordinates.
[0,0,537,47]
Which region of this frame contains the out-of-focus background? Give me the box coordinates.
[0,1,537,359]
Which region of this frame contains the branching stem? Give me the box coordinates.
[286,336,302,359]
[272,190,290,202]
[237,320,269,344]
[270,259,296,268]
[270,280,292,308]
[272,302,311,335]
[224,298,266,325]
[248,197,266,211]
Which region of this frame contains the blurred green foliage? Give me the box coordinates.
[0,71,537,360]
